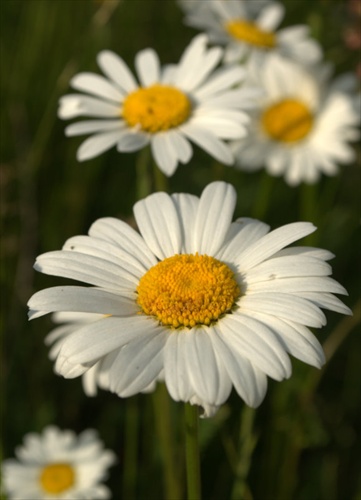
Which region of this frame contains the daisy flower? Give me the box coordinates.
[28,182,351,417]
[2,426,116,499]
[231,54,360,185]
[179,0,322,65]
[58,34,256,176]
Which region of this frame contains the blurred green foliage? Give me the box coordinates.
[1,1,360,499]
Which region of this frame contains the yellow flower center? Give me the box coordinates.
[122,84,191,133]
[261,99,314,143]
[137,254,240,328]
[39,463,75,494]
[225,19,276,48]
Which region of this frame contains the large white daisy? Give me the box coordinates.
[179,0,322,65]
[28,182,351,417]
[58,34,256,176]
[2,426,116,499]
[231,54,360,185]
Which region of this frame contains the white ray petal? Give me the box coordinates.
[134,192,182,260]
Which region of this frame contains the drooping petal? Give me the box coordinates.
[209,326,268,407]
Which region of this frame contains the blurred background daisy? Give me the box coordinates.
[178,0,323,65]
[231,53,360,185]
[1,426,116,499]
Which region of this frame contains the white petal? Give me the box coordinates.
[180,122,234,164]
[164,332,193,402]
[245,255,332,283]
[173,34,208,88]
[184,328,222,404]
[57,315,153,366]
[190,115,247,139]
[171,193,199,253]
[135,48,160,86]
[63,235,149,276]
[209,326,268,407]
[217,218,270,262]
[70,72,124,102]
[298,292,352,315]
[116,131,150,152]
[240,292,327,328]
[133,192,182,260]
[192,181,236,255]
[65,120,123,136]
[76,130,125,161]
[166,130,193,164]
[220,314,292,380]
[274,246,335,261]
[58,95,120,119]
[150,134,179,176]
[88,217,157,269]
[97,50,138,92]
[195,65,245,100]
[82,363,100,396]
[34,251,138,291]
[248,276,348,295]
[256,3,284,30]
[109,326,166,396]
[180,47,223,92]
[28,286,138,319]
[248,312,325,368]
[236,222,317,270]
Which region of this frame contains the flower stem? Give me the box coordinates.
[231,406,257,500]
[135,146,152,200]
[153,161,169,192]
[299,182,319,245]
[152,384,182,500]
[122,398,139,499]
[184,403,202,500]
[252,172,275,220]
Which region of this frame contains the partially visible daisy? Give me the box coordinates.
[28,182,351,417]
[58,34,257,176]
[231,54,360,185]
[2,426,116,499]
[179,0,322,65]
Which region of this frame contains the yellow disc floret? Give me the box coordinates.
[137,254,240,328]
[122,84,191,133]
[225,19,276,48]
[261,99,314,143]
[39,463,75,494]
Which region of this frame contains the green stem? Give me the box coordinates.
[122,397,139,499]
[251,172,275,220]
[231,406,257,500]
[136,146,152,200]
[153,161,169,193]
[299,182,319,245]
[184,403,201,500]
[153,384,182,500]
